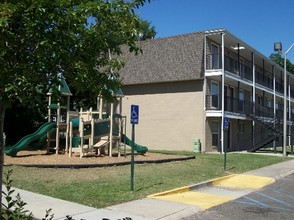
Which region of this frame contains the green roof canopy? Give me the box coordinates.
[47,77,72,96]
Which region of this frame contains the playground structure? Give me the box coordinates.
[5,77,148,157]
[68,104,127,158]
[47,78,130,158]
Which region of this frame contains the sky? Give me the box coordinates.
[136,0,294,62]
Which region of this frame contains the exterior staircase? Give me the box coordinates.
[245,103,281,152]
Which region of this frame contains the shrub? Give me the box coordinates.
[1,169,33,220]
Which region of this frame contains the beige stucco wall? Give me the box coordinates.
[121,80,204,151]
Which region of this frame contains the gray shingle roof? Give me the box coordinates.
[119,31,205,85]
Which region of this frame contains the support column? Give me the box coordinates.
[252,52,256,148]
[221,32,225,154]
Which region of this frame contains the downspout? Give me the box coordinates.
[221,32,225,154]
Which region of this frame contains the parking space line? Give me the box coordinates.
[235,196,293,212]
[256,192,294,208]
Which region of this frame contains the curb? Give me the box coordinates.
[148,174,237,197]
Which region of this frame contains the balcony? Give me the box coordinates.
[206,95,253,114]
[205,94,293,119]
[224,56,253,81]
[255,71,273,89]
[206,54,278,90]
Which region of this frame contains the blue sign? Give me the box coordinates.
[130,105,139,124]
[224,117,229,130]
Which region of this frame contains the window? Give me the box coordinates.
[211,44,219,69]
[211,81,219,108]
[212,121,219,147]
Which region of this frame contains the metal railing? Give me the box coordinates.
[205,95,294,121]
[206,54,285,91]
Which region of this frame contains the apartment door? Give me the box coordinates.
[257,95,263,116]
[230,87,235,112]
[239,58,245,77]
[239,89,244,113]
[211,121,220,149]
[224,86,235,112]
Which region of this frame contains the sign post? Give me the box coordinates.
[130,105,139,192]
[224,117,229,171]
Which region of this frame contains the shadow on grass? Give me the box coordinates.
[135,182,164,192]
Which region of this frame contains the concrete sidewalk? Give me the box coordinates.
[3,158,294,220]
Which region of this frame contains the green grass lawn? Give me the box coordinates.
[3,152,291,208]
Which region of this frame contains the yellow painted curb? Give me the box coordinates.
[153,191,234,210]
[148,174,236,198]
[213,174,275,189]
[209,174,237,185]
[148,186,190,198]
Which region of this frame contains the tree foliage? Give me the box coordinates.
[269,52,294,74]
[0,0,151,210]
[137,19,156,40]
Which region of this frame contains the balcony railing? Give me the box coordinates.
[206,95,294,121]
[206,54,222,70]
[255,71,273,89]
[206,54,281,90]
[224,56,253,81]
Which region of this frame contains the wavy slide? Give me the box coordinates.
[5,122,56,157]
[121,133,148,154]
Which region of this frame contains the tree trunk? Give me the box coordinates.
[0,98,6,216]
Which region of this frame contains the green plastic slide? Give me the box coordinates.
[121,133,148,154]
[5,122,56,157]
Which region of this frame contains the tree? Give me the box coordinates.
[69,17,156,109]
[0,0,150,210]
[137,19,156,40]
[269,53,294,74]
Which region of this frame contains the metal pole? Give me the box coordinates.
[130,124,135,192]
[283,43,294,157]
[283,52,287,157]
[224,129,227,171]
[288,78,291,148]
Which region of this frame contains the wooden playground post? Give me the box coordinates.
[55,103,61,154]
[64,95,71,153]
[109,102,114,157]
[99,97,103,120]
[69,121,73,157]
[47,96,52,152]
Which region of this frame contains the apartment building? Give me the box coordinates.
[119,28,293,153]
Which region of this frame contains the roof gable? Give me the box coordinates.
[119,31,205,85]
